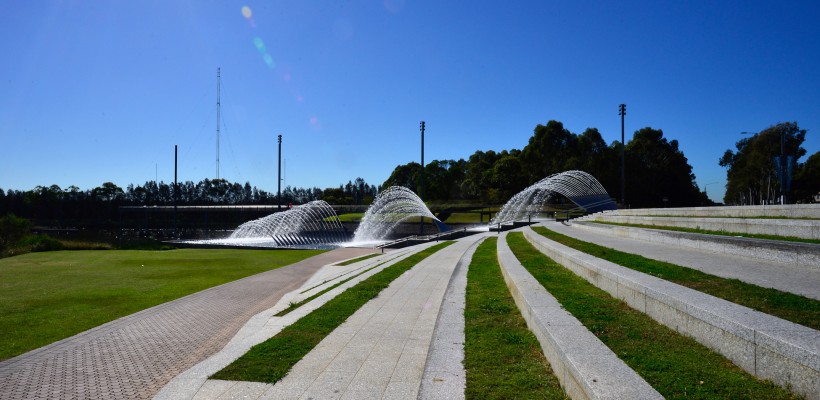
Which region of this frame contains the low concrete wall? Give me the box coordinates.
[496,234,661,400]
[523,227,820,400]
[586,214,820,240]
[599,204,820,218]
[573,221,820,270]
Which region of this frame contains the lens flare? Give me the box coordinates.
[254,37,265,52]
[263,54,275,68]
[241,6,252,19]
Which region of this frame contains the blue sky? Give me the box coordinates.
[1,1,818,203]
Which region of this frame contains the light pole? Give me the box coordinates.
[420,121,425,235]
[278,134,282,211]
[619,104,626,206]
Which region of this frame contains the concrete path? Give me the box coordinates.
[544,221,820,300]
[191,235,487,400]
[0,248,372,400]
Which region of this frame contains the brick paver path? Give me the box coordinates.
[0,248,372,400]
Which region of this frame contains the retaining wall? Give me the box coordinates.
[598,204,820,218]
[585,214,820,240]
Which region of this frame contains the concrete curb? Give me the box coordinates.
[496,232,662,400]
[153,243,436,400]
[523,226,820,400]
[583,214,820,240]
[572,221,820,270]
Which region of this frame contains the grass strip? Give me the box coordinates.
[507,233,799,399]
[592,220,820,245]
[533,226,820,331]
[212,241,454,383]
[464,237,567,399]
[279,255,403,316]
[335,253,379,266]
[298,253,395,295]
[0,249,323,361]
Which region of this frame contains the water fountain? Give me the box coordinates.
[492,170,615,224]
[352,186,447,244]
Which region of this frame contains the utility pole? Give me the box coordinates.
[278,134,282,211]
[420,121,425,235]
[619,104,626,206]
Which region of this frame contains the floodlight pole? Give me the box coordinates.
[174,144,178,238]
[420,121,425,235]
[619,104,626,206]
[278,134,282,211]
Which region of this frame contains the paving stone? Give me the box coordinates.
[0,248,372,400]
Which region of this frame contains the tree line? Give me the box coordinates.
[383,120,711,208]
[0,177,379,223]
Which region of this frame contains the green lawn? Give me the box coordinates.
[0,248,323,361]
[464,237,567,399]
[507,233,799,399]
[532,226,820,331]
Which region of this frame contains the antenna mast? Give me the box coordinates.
[216,67,221,180]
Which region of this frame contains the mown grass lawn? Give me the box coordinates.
[0,248,323,361]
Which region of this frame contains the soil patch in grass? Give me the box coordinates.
[212,241,453,383]
[507,232,800,399]
[532,226,820,331]
[0,248,324,361]
[464,237,567,399]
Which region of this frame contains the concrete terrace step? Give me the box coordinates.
[593,204,820,219]
[523,226,820,400]
[573,220,820,270]
[583,214,820,240]
[496,232,662,400]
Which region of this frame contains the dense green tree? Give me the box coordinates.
[719,122,807,205]
[625,127,708,208]
[0,214,31,253]
[791,151,820,203]
[521,120,579,183]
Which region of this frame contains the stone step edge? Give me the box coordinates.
[581,214,820,240]
[496,233,662,400]
[572,221,820,270]
[523,226,820,400]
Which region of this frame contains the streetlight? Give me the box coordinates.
[619,104,626,206]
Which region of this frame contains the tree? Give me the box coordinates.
[720,122,807,205]
[625,127,708,208]
[792,151,820,203]
[0,214,31,253]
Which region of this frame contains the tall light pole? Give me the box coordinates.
[619,104,626,206]
[277,134,282,211]
[420,121,425,235]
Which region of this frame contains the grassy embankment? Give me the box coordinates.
[464,237,567,399]
[532,226,820,331]
[507,233,800,399]
[0,248,323,361]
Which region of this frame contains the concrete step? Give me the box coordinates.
[522,226,820,400]
[573,221,820,270]
[586,214,820,240]
[597,204,820,219]
[497,232,662,400]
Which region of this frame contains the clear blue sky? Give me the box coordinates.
[1,1,818,203]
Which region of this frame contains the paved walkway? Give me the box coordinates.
[187,235,487,400]
[0,248,372,400]
[544,221,820,300]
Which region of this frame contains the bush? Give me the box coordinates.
[0,214,31,252]
[19,234,64,252]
